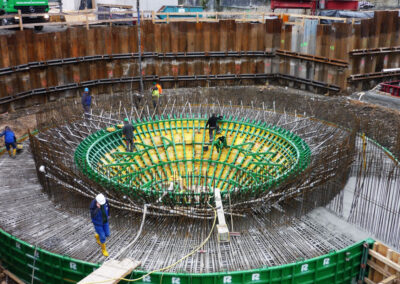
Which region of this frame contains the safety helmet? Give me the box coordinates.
[124,118,129,122]
[95,193,106,205]
[84,87,89,92]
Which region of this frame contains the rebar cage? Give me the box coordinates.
[74,115,311,206]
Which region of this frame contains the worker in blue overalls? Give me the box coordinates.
[0,126,17,158]
[90,194,110,257]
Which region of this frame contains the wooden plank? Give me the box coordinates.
[365,277,376,284]
[78,259,141,284]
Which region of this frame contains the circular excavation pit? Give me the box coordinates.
[1,88,400,284]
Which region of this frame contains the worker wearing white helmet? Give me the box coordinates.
[90,193,110,257]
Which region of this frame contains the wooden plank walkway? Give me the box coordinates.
[78,259,141,284]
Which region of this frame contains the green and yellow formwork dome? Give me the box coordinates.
[75,114,310,207]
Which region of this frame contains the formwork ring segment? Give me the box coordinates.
[75,115,311,206]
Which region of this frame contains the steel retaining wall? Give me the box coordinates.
[0,228,374,283]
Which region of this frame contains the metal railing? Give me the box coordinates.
[0,9,354,31]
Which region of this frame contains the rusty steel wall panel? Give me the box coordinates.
[272,19,282,75]
[264,20,274,74]
[94,27,106,55]
[333,23,351,89]
[256,23,264,51]
[45,34,58,90]
[350,25,361,76]
[119,26,130,54]
[111,27,120,54]
[128,26,138,53]
[219,20,228,51]
[249,23,259,51]
[142,21,154,52]
[0,18,380,101]
[178,22,187,52]
[234,22,243,52]
[203,23,211,52]
[368,16,380,73]
[0,36,10,68]
[52,32,65,90]
[313,25,323,83]
[242,23,250,51]
[210,23,220,51]
[153,24,162,53]
[161,24,171,53]
[14,31,30,96]
[170,23,179,53]
[279,25,291,76]
[187,22,196,52]
[391,13,400,71]
[0,36,10,98]
[227,20,236,52]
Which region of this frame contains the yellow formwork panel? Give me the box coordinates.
[95,119,305,193]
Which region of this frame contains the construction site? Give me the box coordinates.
[1,5,400,284]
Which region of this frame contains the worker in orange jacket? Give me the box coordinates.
[153,81,162,95]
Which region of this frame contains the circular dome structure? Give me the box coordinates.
[74,116,310,206]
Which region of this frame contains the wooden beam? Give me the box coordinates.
[367,260,392,278]
[369,250,400,273]
[17,9,23,31]
[214,188,229,242]
[379,275,398,284]
[1,268,25,284]
[365,277,376,284]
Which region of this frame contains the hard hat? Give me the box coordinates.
[124,118,129,122]
[96,193,106,205]
[84,87,89,92]
[39,165,46,173]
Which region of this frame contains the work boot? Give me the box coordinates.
[100,243,109,257]
[8,150,12,157]
[94,234,101,245]
[12,148,16,158]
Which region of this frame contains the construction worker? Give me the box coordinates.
[205,114,223,142]
[214,135,227,153]
[90,194,110,257]
[153,81,163,95]
[81,87,92,117]
[122,118,135,152]
[0,126,17,158]
[152,86,160,109]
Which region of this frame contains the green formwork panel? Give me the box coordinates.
[0,228,374,284]
[74,116,311,207]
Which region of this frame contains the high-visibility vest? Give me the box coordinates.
[156,84,163,94]
[152,89,160,98]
